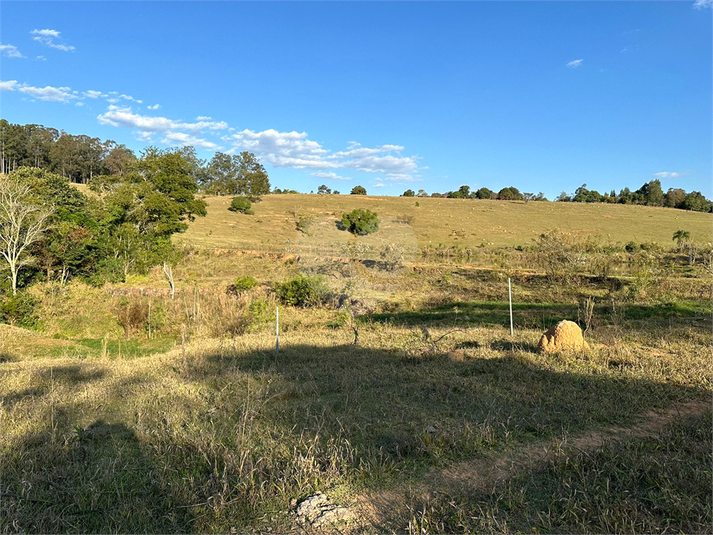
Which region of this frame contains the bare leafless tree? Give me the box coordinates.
[163,261,175,300]
[0,177,52,295]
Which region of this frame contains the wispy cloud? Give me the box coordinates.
[162,131,219,150]
[31,29,60,38]
[147,104,160,110]
[566,59,583,68]
[120,94,143,104]
[4,82,77,102]
[36,55,46,61]
[225,129,420,178]
[97,106,228,133]
[653,172,681,179]
[83,89,107,99]
[311,171,352,181]
[0,44,24,58]
[693,0,712,9]
[31,29,75,52]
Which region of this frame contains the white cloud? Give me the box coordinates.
[17,83,76,102]
[311,171,352,181]
[653,172,681,179]
[31,29,75,52]
[0,80,19,91]
[31,29,60,38]
[0,44,24,58]
[36,55,46,61]
[97,107,227,133]
[372,182,386,188]
[196,115,212,120]
[693,0,712,8]
[120,94,143,104]
[147,104,160,110]
[136,131,153,143]
[227,129,336,169]
[83,89,107,99]
[566,59,583,68]
[162,131,219,150]
[75,102,84,107]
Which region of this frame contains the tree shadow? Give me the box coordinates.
[2,418,194,534]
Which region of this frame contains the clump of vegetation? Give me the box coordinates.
[0,291,39,328]
[245,297,276,330]
[228,196,254,215]
[341,208,380,236]
[350,185,367,195]
[274,275,327,307]
[116,299,149,338]
[296,213,315,234]
[226,275,258,297]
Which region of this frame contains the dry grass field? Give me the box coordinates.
[2,195,712,534]
[177,194,713,251]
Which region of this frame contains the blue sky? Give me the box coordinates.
[1,1,711,198]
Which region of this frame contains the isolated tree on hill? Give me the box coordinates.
[402,189,415,197]
[0,176,52,294]
[416,189,428,197]
[351,185,367,195]
[318,184,331,194]
[341,208,379,235]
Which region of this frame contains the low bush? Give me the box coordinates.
[226,275,258,296]
[341,208,380,236]
[228,196,254,215]
[274,275,327,307]
[0,291,39,328]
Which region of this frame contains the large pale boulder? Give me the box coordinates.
[538,320,589,353]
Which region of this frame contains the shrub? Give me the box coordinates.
[341,208,380,236]
[228,196,254,215]
[226,275,258,296]
[0,291,39,328]
[274,275,327,307]
[246,297,276,330]
[296,213,315,234]
[117,299,149,338]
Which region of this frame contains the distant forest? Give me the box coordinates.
[1,119,711,213]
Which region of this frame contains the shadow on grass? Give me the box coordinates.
[3,340,709,533]
[1,419,193,534]
[360,299,712,330]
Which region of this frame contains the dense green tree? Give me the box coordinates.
[475,187,494,199]
[449,185,471,199]
[341,208,380,235]
[664,188,686,209]
[402,189,415,197]
[103,142,136,177]
[318,185,332,195]
[203,151,269,199]
[573,184,602,203]
[350,185,367,195]
[497,186,523,201]
[682,191,712,213]
[636,179,664,206]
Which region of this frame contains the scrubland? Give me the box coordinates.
[1,197,712,533]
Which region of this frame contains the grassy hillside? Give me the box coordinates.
[177,194,713,251]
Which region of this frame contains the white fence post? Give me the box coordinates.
[508,278,514,337]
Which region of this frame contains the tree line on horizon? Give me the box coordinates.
[2,120,710,213]
[401,182,712,213]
